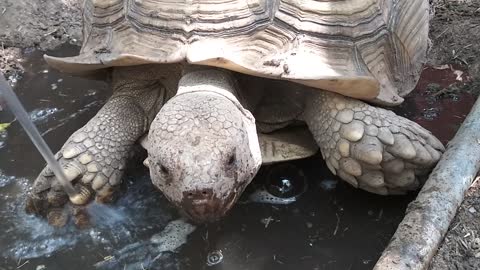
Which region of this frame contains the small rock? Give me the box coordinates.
[469,206,477,213]
[471,238,480,250]
[36,265,46,270]
[38,22,48,30]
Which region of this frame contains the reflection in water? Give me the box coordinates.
[95,219,196,270]
[29,108,61,124]
[319,178,338,191]
[248,164,308,205]
[40,100,102,136]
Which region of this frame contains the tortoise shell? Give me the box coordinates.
[45,0,430,105]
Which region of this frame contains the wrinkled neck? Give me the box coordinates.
[177,66,242,103]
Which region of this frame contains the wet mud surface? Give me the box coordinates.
[0,0,82,50]
[0,44,475,270]
[394,65,475,146]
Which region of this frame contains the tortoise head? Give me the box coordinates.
[147,72,261,223]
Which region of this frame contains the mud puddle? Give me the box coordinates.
[393,65,475,145]
[0,45,472,270]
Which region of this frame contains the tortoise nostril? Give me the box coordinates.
[183,189,213,202]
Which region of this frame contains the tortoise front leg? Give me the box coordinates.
[25,66,176,227]
[303,91,445,195]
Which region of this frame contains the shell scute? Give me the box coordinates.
[45,0,429,105]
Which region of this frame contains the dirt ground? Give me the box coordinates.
[0,0,82,85]
[427,0,480,269]
[0,0,480,269]
[430,178,480,270]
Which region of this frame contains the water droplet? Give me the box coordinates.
[206,250,223,266]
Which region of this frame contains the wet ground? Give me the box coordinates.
[0,46,476,270]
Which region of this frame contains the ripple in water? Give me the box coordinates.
[0,174,190,269]
[29,108,61,124]
[95,219,196,270]
[0,170,16,188]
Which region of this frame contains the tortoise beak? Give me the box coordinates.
[180,189,238,223]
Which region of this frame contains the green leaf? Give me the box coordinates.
[0,122,11,132]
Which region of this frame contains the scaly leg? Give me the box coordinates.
[303,91,445,195]
[25,65,180,227]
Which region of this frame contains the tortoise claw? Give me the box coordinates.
[72,206,91,229]
[25,192,48,217]
[69,185,93,205]
[47,208,69,228]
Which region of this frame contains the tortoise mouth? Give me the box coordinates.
[178,191,238,224]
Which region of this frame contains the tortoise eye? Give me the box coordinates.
[158,163,169,174]
[227,154,236,166]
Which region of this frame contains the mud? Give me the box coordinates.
[427,1,480,268]
[0,0,82,86]
[0,0,82,50]
[429,178,480,270]
[394,65,475,146]
[428,1,480,71]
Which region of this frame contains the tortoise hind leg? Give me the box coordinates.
[303,91,445,195]
[25,66,173,227]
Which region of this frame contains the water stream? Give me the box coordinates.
[0,71,79,201]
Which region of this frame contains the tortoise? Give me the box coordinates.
[25,0,444,225]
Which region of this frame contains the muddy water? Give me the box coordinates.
[0,46,472,270]
[393,65,476,145]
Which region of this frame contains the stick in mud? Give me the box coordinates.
[373,97,480,270]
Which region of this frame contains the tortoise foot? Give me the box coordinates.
[305,91,445,195]
[25,96,148,227]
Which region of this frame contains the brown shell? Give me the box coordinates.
[45,0,430,105]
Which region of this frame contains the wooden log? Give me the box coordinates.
[373,96,480,270]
